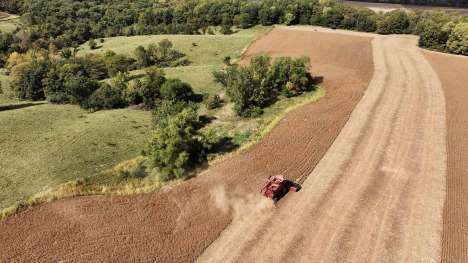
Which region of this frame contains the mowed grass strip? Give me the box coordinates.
[79,26,272,94]
[0,78,151,209]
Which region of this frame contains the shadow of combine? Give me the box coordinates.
[274,180,303,202]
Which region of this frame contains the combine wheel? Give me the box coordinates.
[273,196,279,202]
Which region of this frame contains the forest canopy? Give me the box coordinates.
[0,0,467,70]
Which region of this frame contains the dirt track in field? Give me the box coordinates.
[421,50,468,263]
[0,28,374,262]
[197,27,447,262]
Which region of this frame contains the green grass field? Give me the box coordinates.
[0,73,151,210]
[79,26,272,94]
[0,17,21,33]
[0,27,270,210]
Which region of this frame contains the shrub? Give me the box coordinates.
[89,83,124,110]
[59,48,73,59]
[170,58,191,67]
[65,75,100,108]
[212,69,229,88]
[160,78,194,102]
[88,38,97,50]
[223,56,231,65]
[201,127,225,153]
[204,94,222,110]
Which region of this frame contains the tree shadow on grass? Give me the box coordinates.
[190,93,204,103]
[0,102,47,112]
[198,115,216,127]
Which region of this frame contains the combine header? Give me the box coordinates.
[260,175,301,202]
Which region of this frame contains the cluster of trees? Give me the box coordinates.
[134,39,189,69]
[416,9,468,54]
[5,46,195,110]
[215,55,312,117]
[4,38,191,107]
[143,100,228,180]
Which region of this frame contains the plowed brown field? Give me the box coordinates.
[421,50,468,263]
[0,28,374,262]
[197,27,447,262]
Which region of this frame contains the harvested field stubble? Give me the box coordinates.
[0,28,374,262]
[198,28,447,262]
[421,50,468,263]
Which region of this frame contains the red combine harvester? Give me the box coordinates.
[260,175,301,202]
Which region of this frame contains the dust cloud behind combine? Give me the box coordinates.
[212,186,274,219]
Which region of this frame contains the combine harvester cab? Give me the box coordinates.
[260,175,301,202]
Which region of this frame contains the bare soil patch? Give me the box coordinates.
[0,12,9,19]
[421,50,468,263]
[0,28,374,262]
[198,29,447,262]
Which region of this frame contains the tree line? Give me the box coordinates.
[0,0,468,69]
[345,0,468,8]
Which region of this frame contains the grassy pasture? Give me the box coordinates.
[0,16,21,33]
[0,73,151,210]
[79,26,272,94]
[0,26,270,210]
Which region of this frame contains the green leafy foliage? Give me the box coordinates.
[0,0,467,94]
[377,10,409,34]
[64,75,99,108]
[144,106,204,180]
[204,94,222,110]
[104,52,131,77]
[225,55,312,117]
[133,39,187,69]
[89,83,124,110]
[88,38,97,50]
[160,78,194,102]
[446,22,468,55]
[220,13,233,35]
